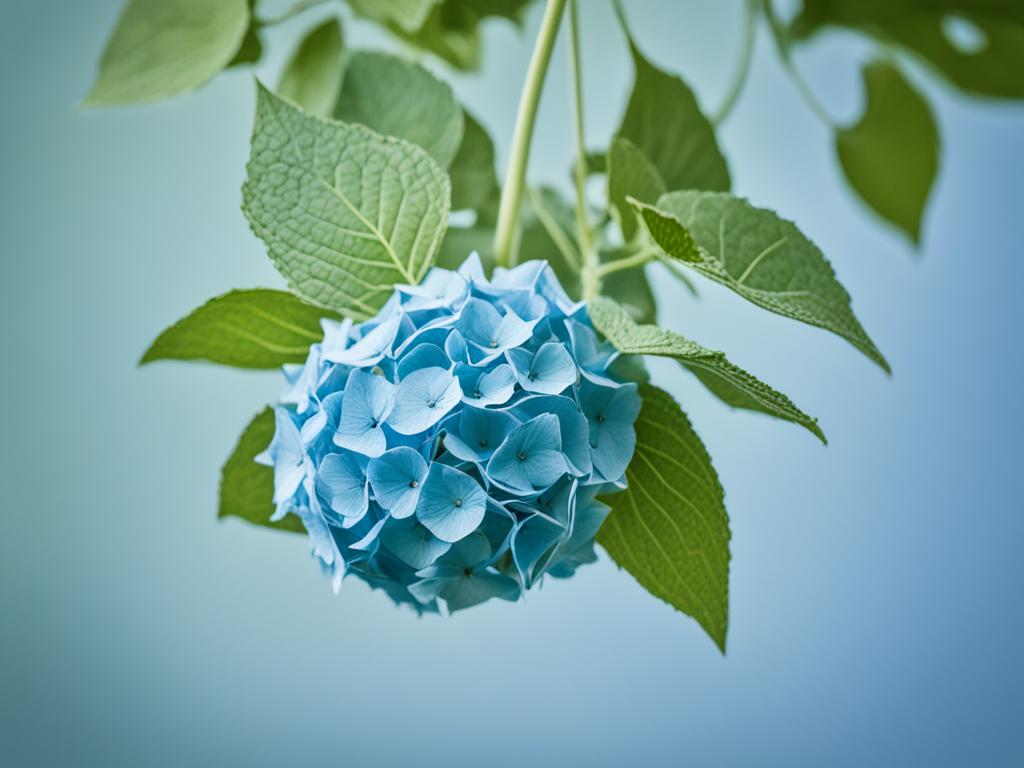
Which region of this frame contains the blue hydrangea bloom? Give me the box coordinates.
[261,255,641,612]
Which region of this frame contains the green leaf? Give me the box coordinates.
[590,296,824,442]
[599,250,658,325]
[141,289,337,369]
[220,408,305,534]
[614,3,730,191]
[333,51,464,168]
[85,0,250,106]
[836,60,939,243]
[347,0,442,33]
[277,18,345,118]
[792,0,1024,100]
[381,2,481,70]
[449,110,501,215]
[243,84,450,320]
[632,192,890,371]
[597,384,730,652]
[607,136,666,243]
[436,224,495,270]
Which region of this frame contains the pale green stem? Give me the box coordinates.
[493,0,569,269]
[567,0,599,300]
[597,247,657,277]
[761,0,838,129]
[713,0,758,126]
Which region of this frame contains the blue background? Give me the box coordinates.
[2,1,1022,765]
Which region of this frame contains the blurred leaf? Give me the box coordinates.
[347,0,441,33]
[85,0,250,105]
[590,296,824,442]
[598,383,730,652]
[600,250,657,325]
[437,224,495,270]
[633,192,889,371]
[278,18,345,117]
[836,60,939,243]
[793,0,1024,99]
[141,289,336,369]
[614,2,730,191]
[607,136,667,243]
[450,110,501,215]
[334,51,464,167]
[243,84,450,318]
[220,408,305,534]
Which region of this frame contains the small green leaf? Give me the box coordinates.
[220,408,305,534]
[837,60,939,243]
[449,110,501,215]
[141,289,337,369]
[278,18,345,118]
[792,1,1024,100]
[614,4,730,191]
[243,84,450,319]
[333,51,464,168]
[607,136,666,243]
[598,383,730,652]
[632,192,890,372]
[590,296,824,442]
[347,0,442,33]
[85,0,250,106]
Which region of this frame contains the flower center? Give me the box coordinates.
[454,498,463,508]
[518,451,527,461]
[427,400,436,408]
[409,480,418,488]
[370,419,379,428]
[489,339,498,348]
[596,413,605,423]
[479,438,488,448]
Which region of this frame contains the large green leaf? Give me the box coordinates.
[590,296,824,442]
[277,18,345,118]
[220,408,305,534]
[449,110,501,215]
[614,3,730,191]
[793,0,1024,99]
[243,84,450,319]
[598,384,730,652]
[333,51,464,168]
[85,0,250,106]
[607,136,666,243]
[837,60,940,243]
[141,289,336,369]
[632,192,889,371]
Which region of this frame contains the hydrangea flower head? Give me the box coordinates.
[259,255,642,612]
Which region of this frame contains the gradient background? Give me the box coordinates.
[2,1,1022,765]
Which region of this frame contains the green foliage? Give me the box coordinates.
[614,3,730,192]
[242,84,450,319]
[632,192,890,371]
[590,296,824,442]
[837,60,940,243]
[607,137,666,243]
[347,0,442,34]
[792,0,1024,100]
[334,51,464,168]
[278,19,346,117]
[140,289,337,369]
[220,408,305,534]
[449,110,501,216]
[598,384,731,652]
[85,0,250,105]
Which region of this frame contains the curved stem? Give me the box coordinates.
[762,0,839,130]
[493,0,568,269]
[597,247,657,277]
[568,0,594,270]
[713,0,758,126]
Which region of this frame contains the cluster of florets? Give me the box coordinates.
[259,255,641,612]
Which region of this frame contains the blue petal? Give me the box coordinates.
[486,413,567,494]
[443,407,519,463]
[396,343,451,380]
[511,511,566,588]
[506,342,577,395]
[415,464,488,543]
[440,569,520,612]
[509,395,592,477]
[398,267,468,310]
[458,299,536,360]
[334,370,395,457]
[323,314,401,367]
[579,378,641,482]
[380,516,452,569]
[366,446,428,519]
[315,452,369,522]
[260,407,306,515]
[388,367,462,435]
[566,319,617,373]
